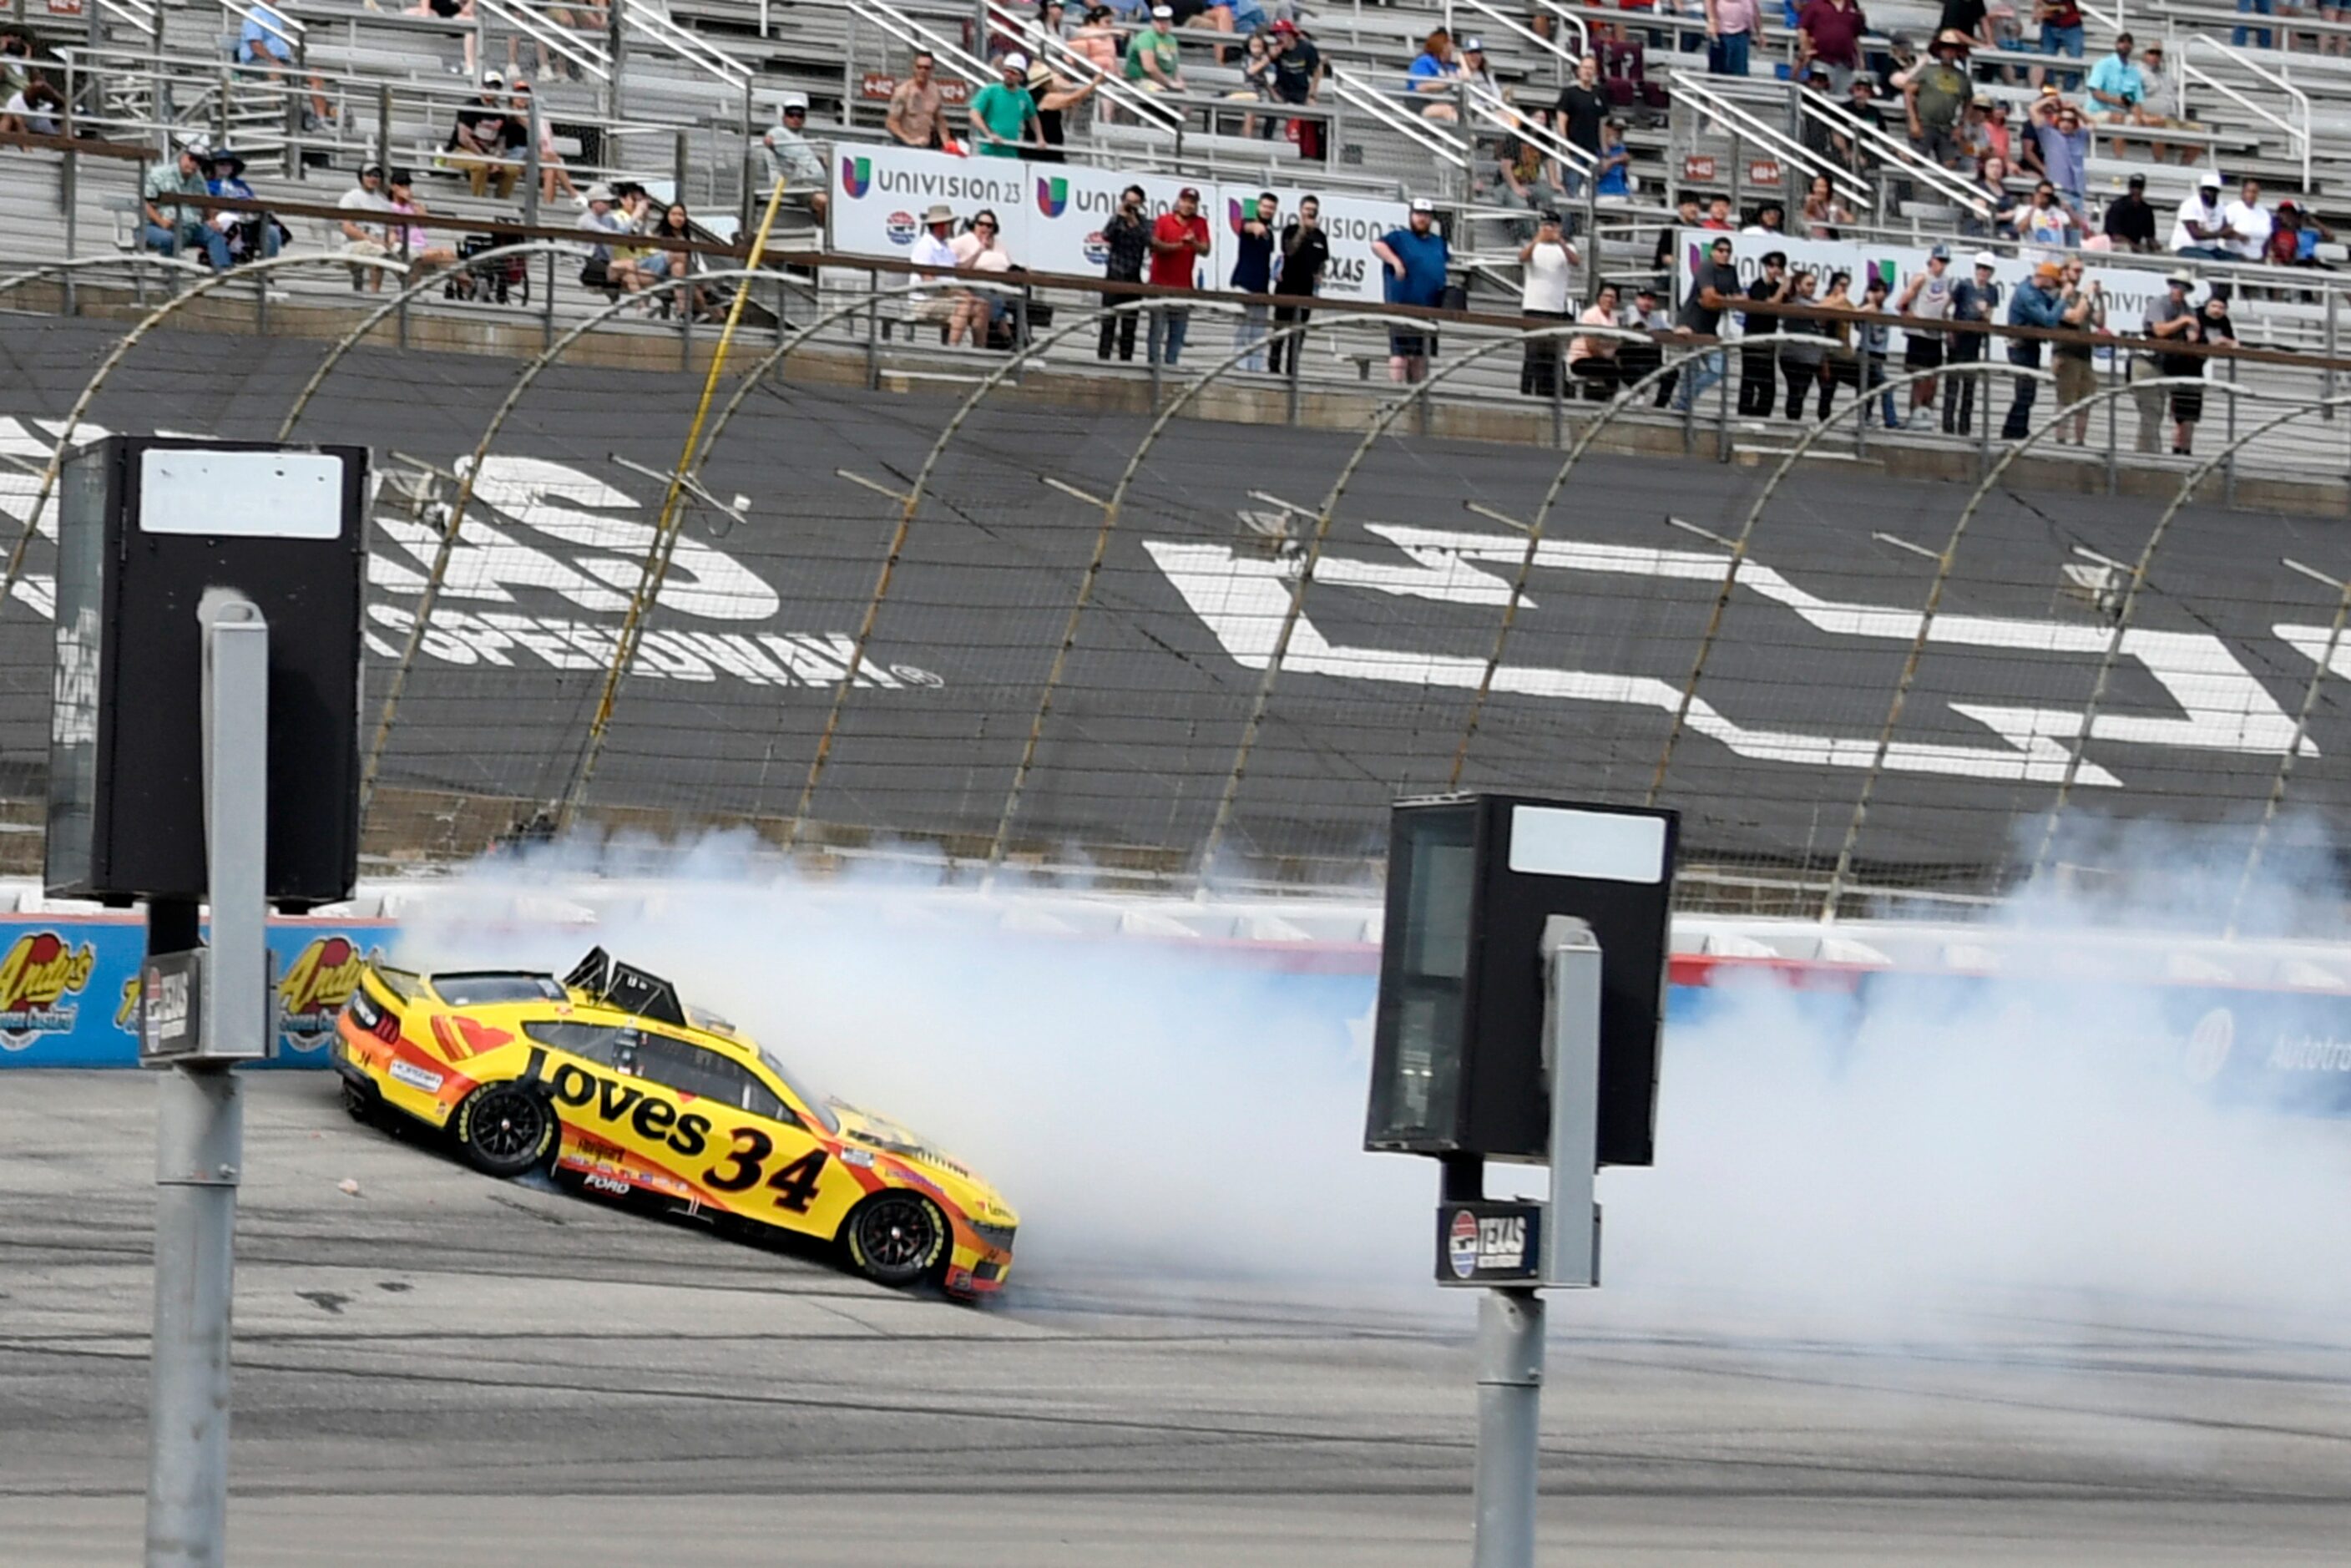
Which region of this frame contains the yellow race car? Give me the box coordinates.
[333,947,1017,1297]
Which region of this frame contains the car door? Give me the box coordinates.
[629,1033,861,1238]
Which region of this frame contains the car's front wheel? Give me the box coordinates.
[843,1191,948,1288]
[453,1082,556,1178]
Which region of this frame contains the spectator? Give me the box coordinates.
[1269,194,1327,376]
[2000,259,2065,438]
[970,52,1043,157]
[0,32,32,102]
[1567,281,1625,400]
[1857,272,1901,427]
[1459,37,1499,99]
[1373,197,1449,382]
[1777,270,1828,420]
[1148,184,1211,364]
[0,78,61,137]
[1939,0,1998,52]
[2232,0,2273,50]
[1898,244,1954,424]
[2051,257,2103,443]
[1944,250,2001,434]
[1229,190,1281,371]
[1801,173,1852,238]
[1238,28,1277,128]
[447,75,521,200]
[2019,179,2079,255]
[1619,283,1677,407]
[1555,53,1606,185]
[1797,0,1867,92]
[2272,200,2337,268]
[1818,270,1863,421]
[2034,0,2085,90]
[334,164,392,291]
[761,92,828,221]
[2131,271,2193,453]
[1655,192,1703,271]
[1266,20,1325,159]
[1126,8,1187,94]
[1071,6,1121,73]
[2136,39,2186,163]
[1595,117,1632,196]
[2103,170,2156,251]
[203,148,279,265]
[1407,28,1463,119]
[507,80,579,206]
[1744,200,1787,236]
[1739,251,1790,417]
[1519,209,1577,397]
[384,169,459,279]
[1097,184,1151,362]
[405,0,481,79]
[1901,31,1974,168]
[2085,33,2153,156]
[1671,234,1739,411]
[2171,171,2232,260]
[1962,153,2021,239]
[235,1,333,130]
[142,139,222,267]
[1029,60,1101,162]
[948,208,1015,346]
[574,181,636,296]
[2027,93,2090,208]
[1494,131,1566,238]
[1706,0,1758,74]
[887,51,946,148]
[2222,176,2272,263]
[1956,97,1995,169]
[1702,195,1734,230]
[1978,98,2013,164]
[2158,300,2207,454]
[908,202,965,338]
[643,202,713,320]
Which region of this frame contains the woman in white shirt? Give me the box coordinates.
[1566,281,1624,400]
[1517,210,1577,397]
[949,208,1014,348]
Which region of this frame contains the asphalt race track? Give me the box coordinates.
[0,1071,2346,1565]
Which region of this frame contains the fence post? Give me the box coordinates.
[2103,351,2118,494]
[675,129,693,371]
[60,63,78,316]
[607,1,626,122]
[2223,352,2238,508]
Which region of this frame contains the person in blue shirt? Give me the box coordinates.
[1229,190,1280,372]
[204,148,281,263]
[1372,199,1450,382]
[236,2,333,129]
[1595,117,1632,197]
[2000,259,2065,438]
[1406,28,1463,121]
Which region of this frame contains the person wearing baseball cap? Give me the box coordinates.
[970,49,1042,156]
[1265,17,1324,158]
[1997,256,2067,438]
[2172,169,2233,260]
[333,162,394,291]
[1126,6,1186,93]
[1942,250,2003,437]
[761,91,827,218]
[1372,197,1449,383]
[2103,169,2156,253]
[1146,185,1211,364]
[1897,243,1954,423]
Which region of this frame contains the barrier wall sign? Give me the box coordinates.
[1746,159,1782,187]
[829,144,1410,305]
[1681,154,1716,182]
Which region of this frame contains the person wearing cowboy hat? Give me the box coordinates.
[203,147,281,263]
[141,136,225,267]
[1899,30,1974,168]
[970,50,1044,156]
[1025,54,1103,161]
[908,202,968,336]
[761,91,827,218]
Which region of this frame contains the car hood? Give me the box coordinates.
[827,1100,1017,1225]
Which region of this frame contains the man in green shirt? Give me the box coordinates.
[1125,5,1185,92]
[142,139,225,266]
[969,52,1042,156]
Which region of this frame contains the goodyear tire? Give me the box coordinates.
[453,1082,557,1179]
[843,1191,948,1288]
[340,1076,382,1125]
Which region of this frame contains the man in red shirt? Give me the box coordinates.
[1797,0,1867,93]
[1148,185,1211,365]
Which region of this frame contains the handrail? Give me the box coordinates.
[478,0,614,83]
[843,0,994,89]
[978,0,1181,134]
[1772,84,1989,220]
[620,0,752,86]
[1454,0,1583,88]
[1671,75,1870,210]
[1327,65,1469,169]
[217,0,306,44]
[97,0,160,33]
[2180,33,2310,192]
[1465,82,1594,177]
[1519,0,1591,61]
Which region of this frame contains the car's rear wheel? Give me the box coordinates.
[340,1076,381,1125]
[453,1083,556,1178]
[843,1191,948,1288]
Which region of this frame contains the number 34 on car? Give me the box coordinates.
[332,947,1017,1297]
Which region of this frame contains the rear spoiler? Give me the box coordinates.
[564,946,690,1029]
[368,965,425,1002]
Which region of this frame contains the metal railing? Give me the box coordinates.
[1720,79,1993,225]
[478,0,615,84]
[1671,75,1871,214]
[978,0,1181,134]
[1327,65,1469,171]
[622,0,751,87]
[2180,32,2312,191]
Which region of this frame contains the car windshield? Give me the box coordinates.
[759,1044,838,1134]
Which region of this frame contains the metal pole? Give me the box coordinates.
[674,129,692,367]
[1471,1290,1544,1568]
[607,0,625,122]
[146,592,269,1568]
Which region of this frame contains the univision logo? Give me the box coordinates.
[1036,176,1069,217]
[1227,195,1245,235]
[841,156,872,199]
